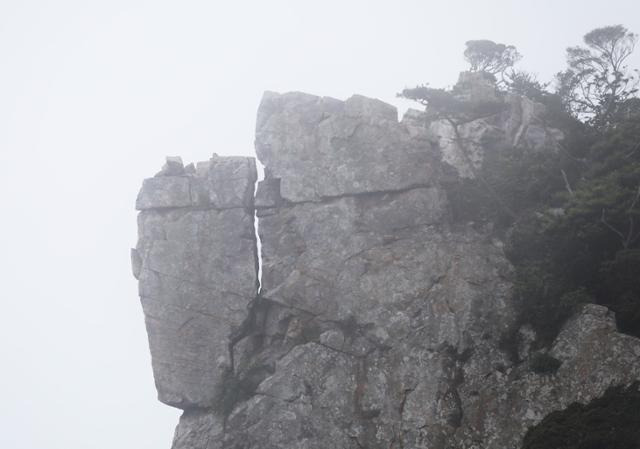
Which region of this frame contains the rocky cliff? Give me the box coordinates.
[132,75,640,449]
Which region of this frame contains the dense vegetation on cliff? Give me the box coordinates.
[402,25,640,351]
[402,26,640,448]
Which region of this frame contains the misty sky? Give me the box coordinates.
[1,1,639,448]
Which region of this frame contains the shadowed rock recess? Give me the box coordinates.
[133,85,640,448]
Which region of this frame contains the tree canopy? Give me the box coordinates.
[557,25,639,128]
[463,39,521,75]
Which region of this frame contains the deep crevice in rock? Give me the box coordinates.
[256,180,442,212]
[253,159,265,294]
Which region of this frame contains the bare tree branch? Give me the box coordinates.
[601,208,627,243]
[561,169,575,197]
[628,185,640,213]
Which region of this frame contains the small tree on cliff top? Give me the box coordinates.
[464,39,521,75]
[557,25,639,128]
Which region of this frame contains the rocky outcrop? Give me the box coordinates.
[426,73,564,179]
[132,76,640,448]
[470,304,640,449]
[255,92,443,202]
[132,155,258,409]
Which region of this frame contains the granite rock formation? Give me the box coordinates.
[133,155,258,408]
[133,74,640,448]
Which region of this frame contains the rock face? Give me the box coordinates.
[133,155,258,409]
[132,76,640,448]
[476,304,640,449]
[255,92,443,202]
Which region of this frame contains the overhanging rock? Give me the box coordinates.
[132,155,258,409]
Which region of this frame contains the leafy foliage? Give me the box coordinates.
[399,86,465,113]
[506,112,640,343]
[504,70,549,100]
[464,40,521,75]
[557,25,639,128]
[398,78,506,122]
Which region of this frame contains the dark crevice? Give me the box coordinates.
[256,180,442,213]
[139,203,253,214]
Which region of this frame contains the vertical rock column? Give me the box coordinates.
[132,155,258,409]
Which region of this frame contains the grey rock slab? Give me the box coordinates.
[258,187,514,349]
[221,343,359,449]
[254,178,282,209]
[157,156,185,177]
[134,156,258,409]
[196,154,257,209]
[136,154,256,210]
[171,410,223,449]
[255,91,444,202]
[136,176,193,210]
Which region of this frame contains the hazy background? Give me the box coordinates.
[1,1,639,448]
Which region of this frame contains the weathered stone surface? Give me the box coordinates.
[230,89,520,448]
[258,188,514,348]
[134,84,640,449]
[136,154,256,210]
[254,178,282,209]
[249,186,516,448]
[458,304,640,449]
[455,71,501,104]
[225,343,360,449]
[194,154,257,209]
[157,156,186,177]
[133,155,258,409]
[136,176,192,210]
[255,91,443,202]
[172,410,223,449]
